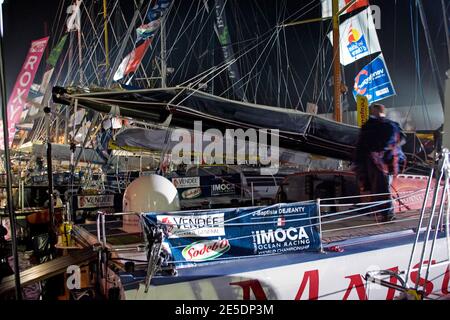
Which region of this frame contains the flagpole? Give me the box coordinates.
[0,0,22,300]
[103,0,110,71]
[332,0,342,122]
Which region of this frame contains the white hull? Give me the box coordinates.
[119,232,450,300]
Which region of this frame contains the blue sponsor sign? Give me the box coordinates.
[353,54,395,104]
[173,174,241,200]
[142,202,321,266]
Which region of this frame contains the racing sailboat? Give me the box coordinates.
[49,0,450,300]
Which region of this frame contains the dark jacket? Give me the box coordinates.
[354,116,407,186]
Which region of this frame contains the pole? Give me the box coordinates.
[44,107,56,246]
[441,0,450,66]
[103,0,110,70]
[0,0,22,300]
[332,0,342,122]
[161,14,167,88]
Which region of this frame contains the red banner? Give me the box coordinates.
[0,37,49,149]
[321,0,369,18]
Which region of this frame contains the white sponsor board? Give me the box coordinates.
[157,213,225,238]
[124,237,450,300]
[77,195,115,209]
[172,177,200,188]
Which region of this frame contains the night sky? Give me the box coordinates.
[1,0,449,129]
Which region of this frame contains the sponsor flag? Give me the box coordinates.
[67,0,82,32]
[114,0,171,81]
[39,68,54,94]
[0,37,49,149]
[212,0,247,101]
[353,53,395,104]
[321,0,369,18]
[46,34,68,67]
[328,8,381,66]
[113,39,152,81]
[136,0,171,42]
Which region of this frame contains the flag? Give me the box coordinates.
[46,34,68,67]
[0,37,49,149]
[114,0,171,81]
[113,39,152,81]
[213,0,246,101]
[39,69,55,94]
[321,0,369,18]
[328,8,381,66]
[136,0,171,43]
[353,53,395,104]
[67,0,82,32]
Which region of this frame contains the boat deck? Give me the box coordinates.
[321,208,438,244]
[69,207,442,273]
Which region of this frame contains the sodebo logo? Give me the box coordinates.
[182,239,230,261]
[255,227,310,245]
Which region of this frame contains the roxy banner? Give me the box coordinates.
[142,202,321,265]
[0,37,49,149]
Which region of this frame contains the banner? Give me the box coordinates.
[213,0,246,100]
[113,39,152,81]
[76,194,115,209]
[142,202,321,266]
[0,37,49,149]
[328,8,381,66]
[356,95,369,127]
[172,174,241,200]
[114,0,171,81]
[353,54,395,104]
[321,0,369,18]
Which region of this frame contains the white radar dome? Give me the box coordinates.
[123,174,180,213]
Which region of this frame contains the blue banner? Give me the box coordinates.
[353,54,395,104]
[142,202,321,266]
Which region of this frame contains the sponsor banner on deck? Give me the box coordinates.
[77,194,115,209]
[353,53,396,104]
[142,202,320,265]
[157,213,225,238]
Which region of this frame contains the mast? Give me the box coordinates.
[103,0,110,70]
[281,0,359,123]
[332,0,342,122]
[160,14,167,88]
[0,0,22,300]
